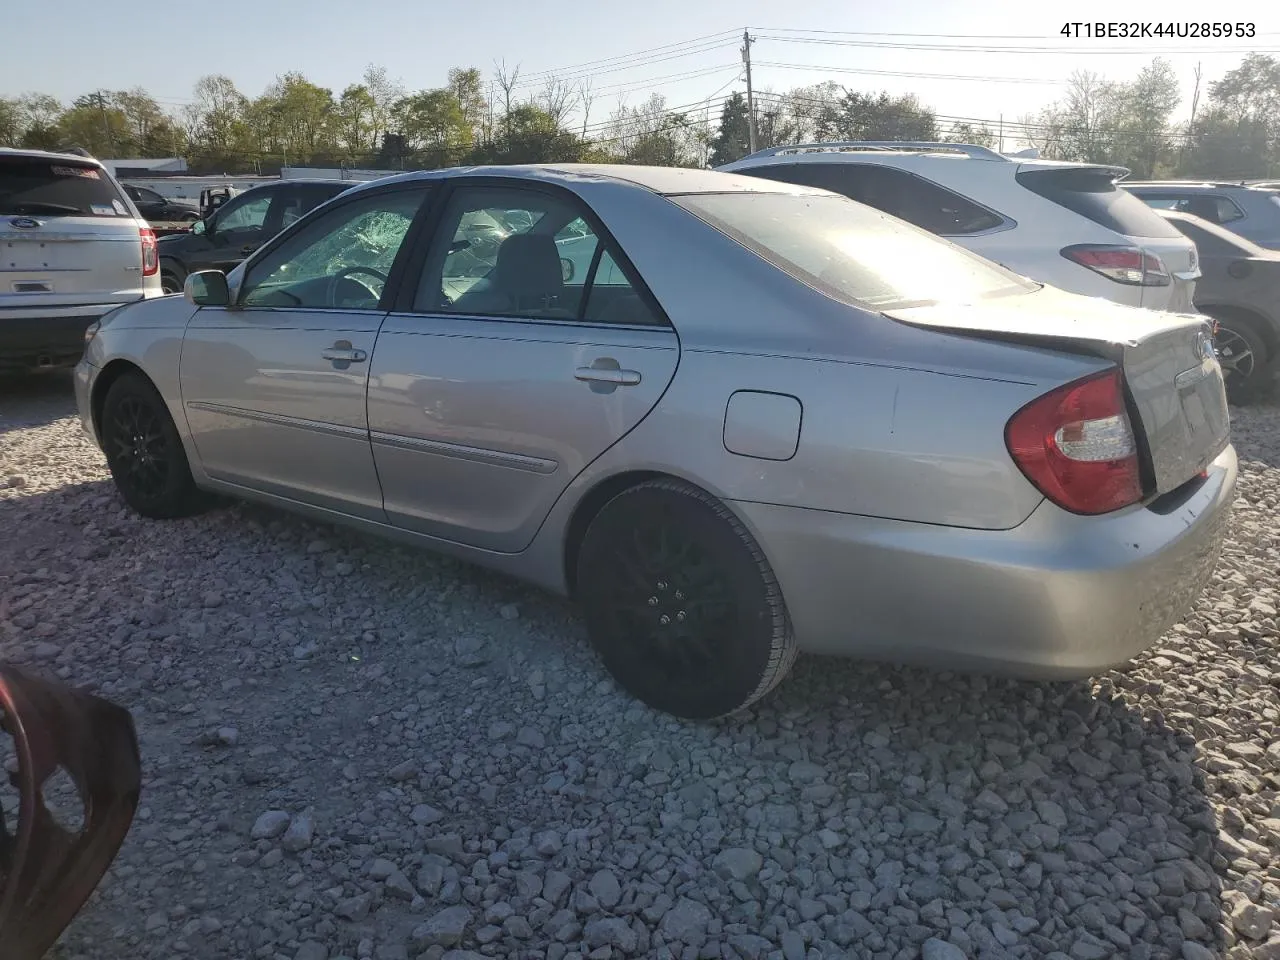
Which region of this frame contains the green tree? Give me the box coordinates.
[834,91,937,141]
[1184,55,1280,178]
[944,121,997,148]
[0,97,20,146]
[58,92,131,157]
[603,94,702,167]
[470,104,585,164]
[394,88,471,166]
[447,67,488,143]
[1107,58,1179,177]
[336,84,378,155]
[16,93,64,150]
[252,73,337,163]
[708,93,751,166]
[184,75,251,163]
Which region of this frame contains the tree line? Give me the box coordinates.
[2,55,1278,179]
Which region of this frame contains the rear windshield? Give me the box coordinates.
[1016,168,1182,239]
[673,191,1037,309]
[0,157,129,218]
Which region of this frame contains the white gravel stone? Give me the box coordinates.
[13,378,1280,960]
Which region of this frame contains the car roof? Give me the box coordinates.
[0,146,105,168]
[344,163,820,198]
[716,142,1129,177]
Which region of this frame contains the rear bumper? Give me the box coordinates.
[733,445,1238,678]
[0,303,131,372]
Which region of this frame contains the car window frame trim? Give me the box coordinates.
[387,175,673,331]
[232,181,437,315]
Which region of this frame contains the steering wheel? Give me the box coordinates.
[325,265,389,308]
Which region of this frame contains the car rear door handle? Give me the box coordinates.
[322,344,367,363]
[575,366,641,386]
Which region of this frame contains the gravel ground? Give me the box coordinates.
[4,371,1280,960]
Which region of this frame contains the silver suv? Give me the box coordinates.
[1125,180,1280,250]
[1,148,163,374]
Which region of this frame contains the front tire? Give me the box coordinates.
[101,373,208,519]
[575,479,798,720]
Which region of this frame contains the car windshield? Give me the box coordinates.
[673,191,1036,309]
[0,157,129,217]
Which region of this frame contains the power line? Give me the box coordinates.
[509,32,742,89]
[753,34,1279,55]
[753,61,1064,84]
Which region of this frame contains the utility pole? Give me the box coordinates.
[742,29,758,153]
[1183,62,1202,171]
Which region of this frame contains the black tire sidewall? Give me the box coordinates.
[1217,320,1270,404]
[576,483,787,719]
[101,374,200,518]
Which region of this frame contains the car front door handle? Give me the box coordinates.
[574,366,641,386]
[322,344,367,363]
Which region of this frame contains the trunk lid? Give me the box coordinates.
[0,155,147,309]
[885,287,1230,496]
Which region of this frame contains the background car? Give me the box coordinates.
[1126,180,1280,250]
[156,179,353,294]
[719,141,1201,313]
[1157,207,1280,403]
[76,165,1234,720]
[0,147,163,374]
[121,183,201,223]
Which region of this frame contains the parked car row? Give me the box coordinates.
[718,143,1280,403]
[73,161,1236,719]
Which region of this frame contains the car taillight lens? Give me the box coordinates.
[140,227,159,277]
[1061,244,1170,287]
[1005,368,1143,515]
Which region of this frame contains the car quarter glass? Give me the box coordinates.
[366,181,676,551]
[178,186,431,519]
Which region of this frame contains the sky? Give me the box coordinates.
[2,0,1275,146]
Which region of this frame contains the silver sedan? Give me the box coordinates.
[75,164,1237,719]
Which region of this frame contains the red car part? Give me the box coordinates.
[0,666,141,960]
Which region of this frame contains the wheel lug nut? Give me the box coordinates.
[647,596,658,606]
[674,590,684,600]
[676,611,686,622]
[659,614,671,625]
[657,580,667,591]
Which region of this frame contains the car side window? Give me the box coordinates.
[216,194,272,233]
[239,188,428,311]
[413,186,663,325]
[1172,195,1245,225]
[744,163,1005,236]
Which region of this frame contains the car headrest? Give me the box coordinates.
[494,234,564,297]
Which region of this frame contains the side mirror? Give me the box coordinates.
[185,270,230,307]
[0,666,141,959]
[561,258,575,283]
[191,219,207,236]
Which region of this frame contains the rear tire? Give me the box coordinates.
[160,262,186,296]
[575,479,798,720]
[100,373,209,519]
[1212,319,1271,405]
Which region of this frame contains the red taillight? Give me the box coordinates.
[140,226,159,277]
[1061,244,1170,287]
[1005,369,1143,515]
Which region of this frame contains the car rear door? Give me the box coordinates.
[0,155,147,310]
[367,181,679,553]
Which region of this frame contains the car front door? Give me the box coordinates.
[180,184,432,519]
[192,188,279,274]
[366,182,679,552]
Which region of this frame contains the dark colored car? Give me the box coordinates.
[157,179,354,294]
[1128,180,1280,250]
[121,184,201,223]
[1159,208,1280,403]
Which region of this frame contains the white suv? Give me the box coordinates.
[720,142,1200,313]
[1,148,163,374]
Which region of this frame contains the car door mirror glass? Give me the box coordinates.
[185,270,230,307]
[191,219,207,236]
